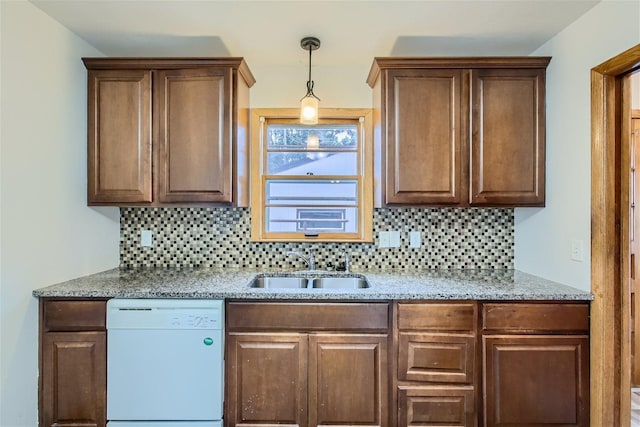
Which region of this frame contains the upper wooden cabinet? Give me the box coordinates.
[83,58,255,206]
[367,57,550,207]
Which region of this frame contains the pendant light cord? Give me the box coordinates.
[307,46,314,95]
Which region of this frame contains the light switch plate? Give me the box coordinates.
[379,231,390,248]
[409,231,421,248]
[389,231,401,248]
[141,230,153,247]
[571,239,584,261]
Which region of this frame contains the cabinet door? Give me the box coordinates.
[483,335,589,426]
[88,70,152,204]
[40,332,106,427]
[156,68,233,203]
[385,69,466,205]
[309,334,388,427]
[226,333,308,427]
[470,68,545,206]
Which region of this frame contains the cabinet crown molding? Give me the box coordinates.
[367,56,551,87]
[82,57,256,87]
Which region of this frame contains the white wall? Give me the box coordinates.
[0,2,120,426]
[250,64,372,108]
[514,0,640,291]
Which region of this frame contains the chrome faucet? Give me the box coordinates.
[287,250,316,270]
[342,251,351,272]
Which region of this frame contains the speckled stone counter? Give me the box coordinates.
[32,268,593,301]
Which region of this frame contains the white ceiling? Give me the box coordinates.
[31,0,601,67]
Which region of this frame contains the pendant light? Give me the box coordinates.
[300,37,321,125]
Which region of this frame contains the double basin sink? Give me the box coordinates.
[251,273,369,290]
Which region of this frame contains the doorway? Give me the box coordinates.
[591,44,640,427]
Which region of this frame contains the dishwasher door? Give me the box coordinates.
[107,299,223,422]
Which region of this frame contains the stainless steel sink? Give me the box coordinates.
[250,274,369,289]
[250,276,309,289]
[310,277,369,289]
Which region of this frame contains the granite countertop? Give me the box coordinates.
[32,268,593,301]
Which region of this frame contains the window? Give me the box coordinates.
[251,108,372,242]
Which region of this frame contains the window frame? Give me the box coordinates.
[250,108,373,242]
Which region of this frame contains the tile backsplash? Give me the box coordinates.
[120,207,514,270]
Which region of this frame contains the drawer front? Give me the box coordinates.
[226,302,389,331]
[43,300,107,331]
[398,333,474,384]
[398,386,475,426]
[397,303,476,331]
[482,303,589,333]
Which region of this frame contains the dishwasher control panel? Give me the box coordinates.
[107,299,223,330]
[167,314,219,328]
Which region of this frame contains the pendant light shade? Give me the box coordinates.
[300,37,320,125]
[300,94,319,124]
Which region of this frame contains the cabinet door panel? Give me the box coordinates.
[226,333,308,427]
[471,68,545,206]
[398,386,474,427]
[41,332,106,427]
[483,335,589,426]
[309,334,388,427]
[156,68,232,203]
[88,70,152,203]
[386,69,465,205]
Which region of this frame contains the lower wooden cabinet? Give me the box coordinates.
[395,302,477,427]
[482,303,590,427]
[225,302,390,427]
[37,298,590,427]
[39,299,107,427]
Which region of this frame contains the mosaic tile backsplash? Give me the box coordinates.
[120,207,514,270]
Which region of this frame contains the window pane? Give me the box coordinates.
[267,125,357,150]
[266,179,358,206]
[267,152,357,175]
[267,207,358,233]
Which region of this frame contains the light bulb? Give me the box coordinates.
[300,95,319,125]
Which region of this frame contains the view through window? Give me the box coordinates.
[250,109,372,242]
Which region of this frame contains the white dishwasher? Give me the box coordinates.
[106,299,223,427]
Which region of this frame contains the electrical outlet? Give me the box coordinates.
[141,230,153,247]
[379,231,390,248]
[571,239,584,261]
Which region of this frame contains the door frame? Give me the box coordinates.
[591,43,640,426]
